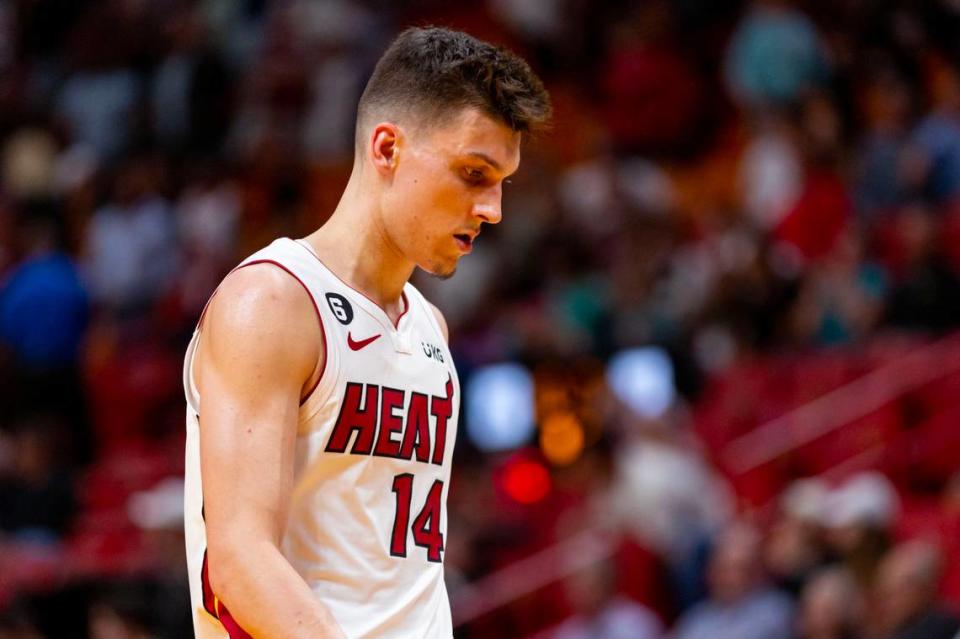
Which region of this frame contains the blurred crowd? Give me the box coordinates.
[1,0,960,637]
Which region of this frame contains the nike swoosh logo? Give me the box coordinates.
[347,332,382,351]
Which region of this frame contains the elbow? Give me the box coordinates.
[206,544,237,603]
[206,537,258,605]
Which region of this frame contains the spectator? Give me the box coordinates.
[54,3,141,162]
[822,472,898,588]
[673,522,794,639]
[0,199,88,370]
[902,61,960,203]
[1,128,58,201]
[612,424,734,576]
[126,478,193,639]
[853,70,914,218]
[0,413,76,539]
[173,162,240,318]
[724,0,829,108]
[765,479,830,596]
[599,2,705,155]
[0,199,93,464]
[885,205,960,332]
[787,230,887,345]
[738,114,803,231]
[82,154,178,314]
[873,540,960,639]
[537,558,664,639]
[88,579,162,639]
[772,168,852,267]
[796,567,863,639]
[151,7,235,155]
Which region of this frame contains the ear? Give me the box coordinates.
[369,122,402,177]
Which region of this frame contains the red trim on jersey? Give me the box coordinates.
[200,549,254,637]
[195,259,327,406]
[200,550,218,618]
[216,603,253,639]
[397,291,410,328]
[240,259,327,405]
[292,238,409,329]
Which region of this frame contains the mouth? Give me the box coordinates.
[453,233,475,253]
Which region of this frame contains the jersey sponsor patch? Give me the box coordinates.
[421,341,445,362]
[325,292,354,325]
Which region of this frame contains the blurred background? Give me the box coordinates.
[1,0,960,637]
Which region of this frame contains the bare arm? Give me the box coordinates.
[195,264,346,638]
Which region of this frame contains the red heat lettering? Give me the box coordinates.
[430,377,454,465]
[325,378,455,465]
[373,387,405,458]
[325,382,379,454]
[400,392,431,463]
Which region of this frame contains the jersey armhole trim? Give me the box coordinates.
[229,259,328,406]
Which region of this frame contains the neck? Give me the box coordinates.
[303,168,414,321]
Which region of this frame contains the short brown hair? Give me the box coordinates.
[356,27,551,146]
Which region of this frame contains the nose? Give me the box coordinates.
[472,184,503,225]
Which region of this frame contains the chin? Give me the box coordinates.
[430,266,457,281]
[422,258,458,280]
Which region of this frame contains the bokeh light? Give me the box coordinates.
[500,457,552,505]
[466,362,535,452]
[539,411,585,466]
[606,346,676,419]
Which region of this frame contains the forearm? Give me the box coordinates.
[210,539,347,639]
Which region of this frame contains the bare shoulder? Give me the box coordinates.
[425,300,449,343]
[197,263,322,395]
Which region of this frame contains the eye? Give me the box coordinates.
[462,168,486,184]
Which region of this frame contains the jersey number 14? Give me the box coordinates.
[390,474,444,562]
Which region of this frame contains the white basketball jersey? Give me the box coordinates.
[183,237,459,638]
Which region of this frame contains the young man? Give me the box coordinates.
[182,27,551,638]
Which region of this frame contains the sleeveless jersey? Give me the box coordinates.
[183,237,459,638]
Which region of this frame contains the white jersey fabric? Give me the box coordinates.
[183,237,459,638]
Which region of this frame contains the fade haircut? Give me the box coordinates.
[356,27,551,151]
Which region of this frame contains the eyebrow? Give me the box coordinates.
[465,151,503,172]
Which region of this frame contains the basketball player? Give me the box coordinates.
[182,27,551,638]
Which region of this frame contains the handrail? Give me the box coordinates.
[720,332,960,475]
